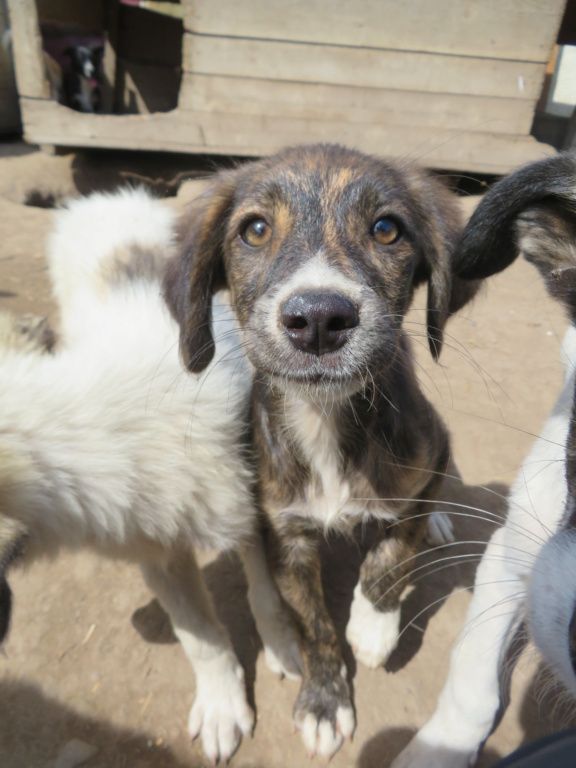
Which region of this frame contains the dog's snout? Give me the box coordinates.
[280,292,358,356]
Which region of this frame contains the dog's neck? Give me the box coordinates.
[251,357,443,532]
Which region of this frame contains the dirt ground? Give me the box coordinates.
[0,141,574,768]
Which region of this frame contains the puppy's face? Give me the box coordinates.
[165,144,471,396]
[225,150,440,394]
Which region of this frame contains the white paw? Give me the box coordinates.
[346,583,400,668]
[299,705,355,758]
[426,511,455,547]
[188,651,254,764]
[391,731,477,768]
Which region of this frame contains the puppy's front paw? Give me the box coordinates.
[391,732,478,768]
[189,651,254,764]
[346,583,400,668]
[425,511,455,547]
[293,669,355,758]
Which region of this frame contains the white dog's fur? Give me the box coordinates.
[392,325,575,768]
[391,151,576,768]
[0,188,301,764]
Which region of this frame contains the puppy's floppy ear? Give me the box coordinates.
[163,171,238,372]
[411,172,481,360]
[455,152,576,281]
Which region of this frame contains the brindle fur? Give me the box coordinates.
[164,144,479,749]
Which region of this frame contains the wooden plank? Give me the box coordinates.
[184,0,564,63]
[183,34,546,101]
[101,0,120,114]
[179,73,536,136]
[6,0,48,99]
[19,98,556,175]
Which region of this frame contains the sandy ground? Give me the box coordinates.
[0,142,574,768]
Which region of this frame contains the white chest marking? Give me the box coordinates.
[286,399,355,528]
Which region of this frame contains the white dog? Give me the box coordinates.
[0,188,301,764]
[393,153,576,767]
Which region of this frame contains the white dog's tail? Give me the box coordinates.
[48,188,177,340]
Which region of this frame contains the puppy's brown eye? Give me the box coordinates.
[241,219,272,247]
[372,218,400,245]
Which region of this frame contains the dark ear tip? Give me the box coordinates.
[186,357,211,374]
[428,331,443,361]
[181,336,216,374]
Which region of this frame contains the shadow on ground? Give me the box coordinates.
[0,679,199,768]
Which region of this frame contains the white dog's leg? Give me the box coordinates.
[391,525,526,768]
[240,537,304,680]
[141,549,254,764]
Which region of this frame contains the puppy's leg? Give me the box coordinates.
[347,514,427,669]
[141,547,254,764]
[268,526,355,758]
[391,524,526,768]
[240,535,303,680]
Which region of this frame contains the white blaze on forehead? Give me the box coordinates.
[273,252,362,307]
[254,251,365,348]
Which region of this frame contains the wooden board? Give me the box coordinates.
[179,73,537,136]
[6,0,48,99]
[184,0,565,63]
[7,0,563,173]
[19,98,557,175]
[183,34,546,101]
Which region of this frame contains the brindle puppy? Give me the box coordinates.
[164,144,478,758]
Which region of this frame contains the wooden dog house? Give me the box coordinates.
[6,0,567,174]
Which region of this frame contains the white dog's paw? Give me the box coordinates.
[346,584,400,668]
[188,652,254,764]
[426,511,455,547]
[391,731,478,768]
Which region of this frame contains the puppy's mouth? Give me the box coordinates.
[265,353,365,396]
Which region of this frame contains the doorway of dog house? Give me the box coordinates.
[36,0,183,115]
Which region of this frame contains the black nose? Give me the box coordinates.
[280,292,359,356]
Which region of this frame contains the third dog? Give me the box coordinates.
[393,153,576,767]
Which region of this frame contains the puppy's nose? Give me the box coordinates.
[280,292,358,355]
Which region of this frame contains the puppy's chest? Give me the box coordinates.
[278,401,396,529]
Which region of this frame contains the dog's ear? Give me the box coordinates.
[455,152,576,281]
[163,171,238,372]
[412,173,481,360]
[515,200,576,321]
